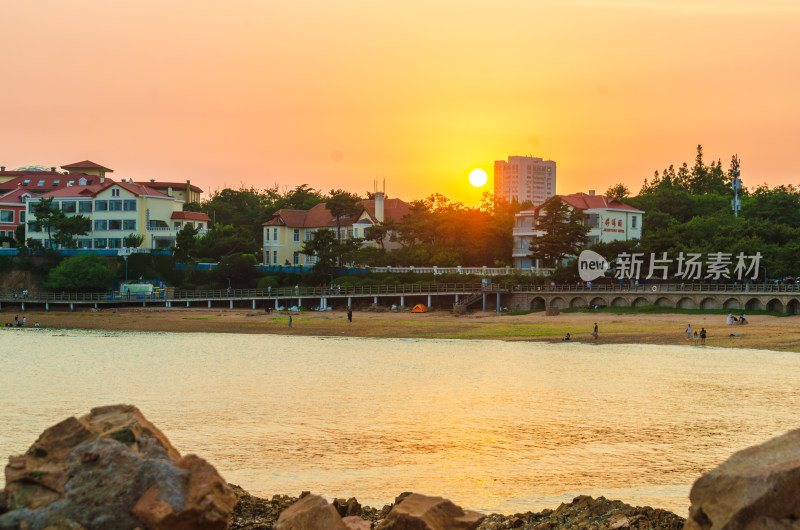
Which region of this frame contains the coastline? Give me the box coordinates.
[5,306,799,352]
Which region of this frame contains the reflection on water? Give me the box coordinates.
[1,330,798,515]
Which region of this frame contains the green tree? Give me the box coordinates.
[606,183,630,200]
[123,233,145,248]
[196,224,259,260]
[45,254,114,290]
[301,228,339,276]
[326,189,362,240]
[528,198,590,268]
[174,224,200,260]
[215,253,258,287]
[29,197,90,249]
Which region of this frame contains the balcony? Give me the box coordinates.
[146,226,208,235]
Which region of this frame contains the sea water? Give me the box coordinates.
[1,329,798,515]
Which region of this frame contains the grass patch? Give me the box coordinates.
[560,305,791,317]
[183,317,215,320]
[502,309,545,316]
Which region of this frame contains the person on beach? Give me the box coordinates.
[563,332,571,341]
[700,328,707,345]
[693,331,699,345]
[347,308,353,322]
[34,322,40,328]
[740,313,747,325]
[591,323,598,340]
[22,316,26,326]
[726,313,733,325]
[14,315,18,324]
[686,324,692,340]
[288,315,292,328]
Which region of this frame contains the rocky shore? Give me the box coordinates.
[229,488,685,530]
[2,405,798,529]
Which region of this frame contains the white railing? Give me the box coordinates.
[362,266,554,276]
[146,227,208,234]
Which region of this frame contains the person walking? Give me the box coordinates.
[288,315,293,328]
[700,328,707,345]
[592,322,598,340]
[686,324,692,341]
[347,308,353,322]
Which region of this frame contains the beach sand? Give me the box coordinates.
[7,306,800,352]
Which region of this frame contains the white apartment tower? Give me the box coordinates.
[494,155,556,206]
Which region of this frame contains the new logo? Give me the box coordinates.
[578,250,609,282]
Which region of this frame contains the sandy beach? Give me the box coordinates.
[5,306,799,352]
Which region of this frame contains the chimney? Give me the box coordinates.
[50,167,56,172]
[100,177,105,183]
[0,166,5,171]
[588,190,595,196]
[374,191,385,223]
[150,179,155,182]
[167,186,173,196]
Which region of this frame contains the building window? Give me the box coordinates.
[265,251,270,265]
[19,211,25,223]
[95,200,108,211]
[27,222,41,232]
[304,254,318,265]
[123,219,136,230]
[94,220,108,230]
[79,201,92,213]
[94,238,108,248]
[265,229,270,241]
[0,210,13,223]
[273,228,278,241]
[61,201,77,214]
[273,251,277,264]
[109,200,122,211]
[28,201,39,213]
[111,188,120,197]
[631,215,637,228]
[76,239,92,249]
[123,200,136,211]
[36,180,45,187]
[293,229,300,242]
[305,229,313,241]
[293,251,299,265]
[108,238,123,248]
[109,220,122,230]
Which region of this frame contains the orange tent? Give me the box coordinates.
[411,304,428,313]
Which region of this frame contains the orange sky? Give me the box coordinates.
[2,0,799,205]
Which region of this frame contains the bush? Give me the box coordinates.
[257,276,280,289]
[45,254,114,291]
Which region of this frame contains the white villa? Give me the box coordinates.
[512,191,644,269]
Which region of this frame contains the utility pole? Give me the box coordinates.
[731,155,742,217]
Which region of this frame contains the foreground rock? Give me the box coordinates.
[685,428,800,530]
[230,492,683,530]
[0,404,236,530]
[376,493,485,529]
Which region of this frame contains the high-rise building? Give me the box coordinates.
[493,155,556,206]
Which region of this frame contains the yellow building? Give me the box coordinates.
[262,192,410,266]
[26,180,209,250]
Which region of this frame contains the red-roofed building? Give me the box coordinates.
[25,180,208,251]
[512,191,644,269]
[0,189,34,243]
[262,192,411,266]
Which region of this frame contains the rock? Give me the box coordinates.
[0,404,236,530]
[343,515,373,529]
[334,497,363,518]
[375,493,485,530]
[275,494,349,530]
[685,428,800,530]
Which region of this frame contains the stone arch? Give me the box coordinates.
[723,298,742,310]
[530,297,546,310]
[745,298,762,311]
[589,297,607,308]
[700,297,718,310]
[632,297,649,308]
[766,298,783,313]
[610,296,627,307]
[569,296,587,308]
[655,297,672,307]
[550,296,567,310]
[787,298,800,315]
[677,297,695,309]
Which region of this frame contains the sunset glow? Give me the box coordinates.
[2,0,799,204]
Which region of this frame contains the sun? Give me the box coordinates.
[468,168,488,188]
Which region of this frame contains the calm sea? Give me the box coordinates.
[1,330,798,515]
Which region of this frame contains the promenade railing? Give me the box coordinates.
[1,282,799,304]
